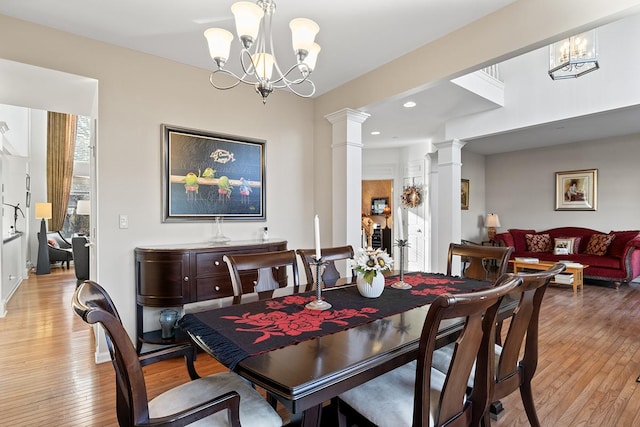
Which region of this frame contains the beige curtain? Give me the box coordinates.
[47,112,77,231]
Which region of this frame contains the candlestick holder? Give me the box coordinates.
[391,239,411,289]
[305,257,332,311]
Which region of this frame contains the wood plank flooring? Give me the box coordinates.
[1,268,640,426]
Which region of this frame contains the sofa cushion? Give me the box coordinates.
[607,231,640,258]
[585,234,616,256]
[509,229,536,253]
[526,233,552,252]
[553,237,581,255]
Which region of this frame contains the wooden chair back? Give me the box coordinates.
[73,281,155,425]
[224,249,299,295]
[296,245,356,287]
[489,262,566,426]
[72,281,240,426]
[447,243,513,281]
[414,274,522,426]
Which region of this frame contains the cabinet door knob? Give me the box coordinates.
[184,276,189,282]
[215,286,220,291]
[215,261,220,265]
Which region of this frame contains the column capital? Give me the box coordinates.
[325,108,370,125]
[433,138,466,151]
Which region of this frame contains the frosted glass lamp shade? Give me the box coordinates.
[204,28,234,67]
[231,1,264,46]
[35,202,52,220]
[290,18,319,56]
[302,43,321,71]
[252,53,274,80]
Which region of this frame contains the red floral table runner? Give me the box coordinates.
[179,272,489,369]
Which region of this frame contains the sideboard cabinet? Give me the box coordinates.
[135,239,287,353]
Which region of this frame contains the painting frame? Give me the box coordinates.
[162,124,266,222]
[555,169,597,211]
[461,179,469,210]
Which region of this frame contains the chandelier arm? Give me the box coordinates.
[270,63,312,87]
[209,69,260,90]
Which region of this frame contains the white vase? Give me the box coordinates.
[356,271,385,298]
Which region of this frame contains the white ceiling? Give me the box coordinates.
[2,1,640,154]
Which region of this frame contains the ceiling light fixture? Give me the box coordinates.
[371,131,381,135]
[403,101,417,108]
[204,0,320,104]
[548,30,599,80]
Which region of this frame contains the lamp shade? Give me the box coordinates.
[485,213,501,228]
[204,28,234,65]
[76,200,91,216]
[289,18,319,54]
[231,1,264,42]
[302,43,321,71]
[252,52,274,80]
[35,202,52,220]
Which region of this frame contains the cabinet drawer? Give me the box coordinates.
[194,252,228,276]
[194,275,234,300]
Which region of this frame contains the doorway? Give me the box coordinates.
[0,59,98,298]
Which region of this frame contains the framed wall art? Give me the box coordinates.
[461,179,469,210]
[162,124,266,222]
[555,169,597,211]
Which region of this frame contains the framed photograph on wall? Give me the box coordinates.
[461,179,469,210]
[555,169,597,211]
[162,124,266,222]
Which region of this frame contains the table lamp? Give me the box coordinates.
[35,202,52,275]
[485,213,501,242]
[382,206,391,228]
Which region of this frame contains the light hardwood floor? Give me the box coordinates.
[1,268,640,426]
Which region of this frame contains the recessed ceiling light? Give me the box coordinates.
[371,131,381,135]
[403,101,417,108]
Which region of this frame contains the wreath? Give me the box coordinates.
[401,185,422,208]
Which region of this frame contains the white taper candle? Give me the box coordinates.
[314,214,322,259]
[397,207,404,241]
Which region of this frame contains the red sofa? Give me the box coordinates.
[495,227,640,287]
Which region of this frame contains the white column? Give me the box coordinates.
[426,151,439,274]
[433,139,466,274]
[325,108,370,250]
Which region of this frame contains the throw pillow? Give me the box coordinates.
[585,234,616,256]
[47,239,59,248]
[553,237,581,255]
[525,233,552,252]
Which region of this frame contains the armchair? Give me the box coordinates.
[41,231,73,269]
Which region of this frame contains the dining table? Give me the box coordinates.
[179,271,512,427]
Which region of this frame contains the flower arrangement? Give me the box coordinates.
[351,247,393,285]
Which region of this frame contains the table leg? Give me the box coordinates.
[288,404,323,427]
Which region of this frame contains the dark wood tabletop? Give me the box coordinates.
[184,275,515,427]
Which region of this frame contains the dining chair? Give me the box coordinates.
[223,249,299,295]
[336,273,523,427]
[447,242,514,281]
[432,262,566,427]
[72,281,283,427]
[296,245,356,287]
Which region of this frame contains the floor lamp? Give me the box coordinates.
[36,202,52,275]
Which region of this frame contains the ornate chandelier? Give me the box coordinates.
[204,0,321,103]
[548,30,599,80]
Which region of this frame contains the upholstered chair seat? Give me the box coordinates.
[338,360,447,427]
[148,371,282,427]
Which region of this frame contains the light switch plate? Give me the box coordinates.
[119,214,129,229]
